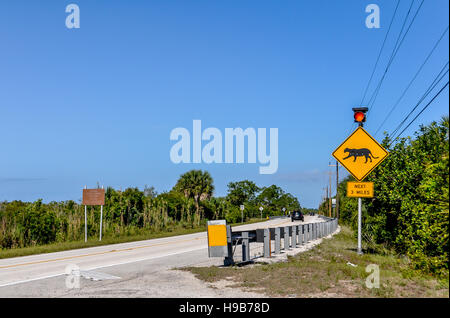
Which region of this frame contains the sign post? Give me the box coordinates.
[84,185,87,242]
[82,187,106,242]
[357,198,362,254]
[100,186,104,241]
[332,120,388,255]
[240,204,245,223]
[259,206,263,219]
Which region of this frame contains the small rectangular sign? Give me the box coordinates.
[207,220,228,257]
[347,182,374,198]
[82,189,105,205]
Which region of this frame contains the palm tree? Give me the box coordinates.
[173,170,214,225]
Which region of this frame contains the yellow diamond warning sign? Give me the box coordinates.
[333,127,389,181]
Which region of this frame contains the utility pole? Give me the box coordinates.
[336,161,339,219]
[328,161,340,219]
[321,187,327,215]
[329,177,332,217]
[328,168,332,218]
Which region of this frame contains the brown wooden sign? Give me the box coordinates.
[82,189,105,205]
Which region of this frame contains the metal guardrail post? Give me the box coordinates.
[305,224,308,243]
[274,227,281,254]
[307,224,311,243]
[300,225,304,245]
[303,224,306,245]
[291,226,297,248]
[242,231,250,262]
[224,225,234,266]
[264,228,270,258]
[312,223,316,240]
[284,226,290,250]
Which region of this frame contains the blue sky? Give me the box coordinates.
[0,0,448,208]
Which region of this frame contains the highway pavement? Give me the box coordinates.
[0,215,320,297]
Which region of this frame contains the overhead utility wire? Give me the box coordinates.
[366,0,425,119]
[360,0,401,106]
[344,1,401,139]
[374,26,449,136]
[390,81,449,144]
[390,63,449,139]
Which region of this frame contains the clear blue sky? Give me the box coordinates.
[0,0,448,208]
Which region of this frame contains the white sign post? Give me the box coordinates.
[84,185,87,242]
[240,204,245,223]
[100,186,104,241]
[259,206,264,219]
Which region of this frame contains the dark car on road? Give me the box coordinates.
[291,210,304,222]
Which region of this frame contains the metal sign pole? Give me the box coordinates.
[84,185,87,242]
[357,197,362,254]
[100,186,104,241]
[84,205,87,242]
[100,205,103,241]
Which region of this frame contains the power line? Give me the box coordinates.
[390,63,449,138]
[366,0,425,119]
[360,0,401,106]
[390,81,449,143]
[366,0,416,109]
[374,26,449,137]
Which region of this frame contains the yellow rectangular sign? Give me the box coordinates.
[347,182,374,198]
[207,224,227,247]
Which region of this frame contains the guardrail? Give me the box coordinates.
[223,217,339,265]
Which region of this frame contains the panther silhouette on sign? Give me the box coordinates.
[343,148,379,163]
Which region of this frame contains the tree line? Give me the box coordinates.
[321,116,449,277]
[0,171,301,250]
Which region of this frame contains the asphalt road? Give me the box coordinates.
[0,216,319,297]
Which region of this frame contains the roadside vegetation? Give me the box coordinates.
[320,116,449,278]
[0,218,264,260]
[0,170,302,257]
[184,226,448,298]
